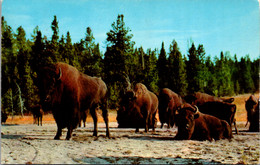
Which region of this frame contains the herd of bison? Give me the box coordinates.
[2,62,259,142]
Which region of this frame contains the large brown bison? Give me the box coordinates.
[158,88,183,128]
[31,104,44,126]
[38,62,110,140]
[245,95,259,132]
[175,103,232,141]
[118,83,158,132]
[184,92,234,106]
[196,101,238,134]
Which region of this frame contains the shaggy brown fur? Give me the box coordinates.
[39,62,110,140]
[118,83,158,132]
[158,88,183,128]
[245,95,259,132]
[175,103,233,141]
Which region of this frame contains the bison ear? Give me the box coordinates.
[56,67,62,81]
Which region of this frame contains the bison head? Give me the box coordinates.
[39,67,62,111]
[175,103,199,139]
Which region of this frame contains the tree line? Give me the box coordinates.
[1,14,259,114]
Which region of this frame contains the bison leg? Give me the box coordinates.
[54,127,62,140]
[101,104,110,138]
[144,114,149,132]
[233,120,238,134]
[39,116,42,126]
[90,106,98,136]
[66,125,73,140]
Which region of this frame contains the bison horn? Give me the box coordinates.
[193,105,199,114]
[57,67,62,80]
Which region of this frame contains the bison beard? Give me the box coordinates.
[38,62,110,140]
[175,103,233,141]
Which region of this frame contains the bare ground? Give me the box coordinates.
[1,94,259,164]
[1,121,259,164]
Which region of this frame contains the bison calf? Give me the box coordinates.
[175,103,232,141]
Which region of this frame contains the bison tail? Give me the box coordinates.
[222,120,233,140]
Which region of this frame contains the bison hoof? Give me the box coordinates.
[93,132,97,137]
[65,137,71,140]
[54,136,60,140]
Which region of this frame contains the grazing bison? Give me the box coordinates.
[184,92,234,106]
[38,62,110,140]
[1,111,8,124]
[245,95,259,132]
[175,103,232,141]
[118,83,158,132]
[158,88,183,128]
[197,101,238,134]
[31,104,44,126]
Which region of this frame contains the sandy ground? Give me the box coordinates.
[1,93,259,164]
[1,121,259,164]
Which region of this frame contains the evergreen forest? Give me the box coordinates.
[1,15,259,115]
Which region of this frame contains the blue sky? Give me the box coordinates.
[2,0,259,59]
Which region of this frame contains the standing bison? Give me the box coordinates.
[184,92,234,106]
[245,95,259,132]
[158,88,183,128]
[38,62,110,140]
[31,104,44,126]
[118,83,158,132]
[175,103,232,141]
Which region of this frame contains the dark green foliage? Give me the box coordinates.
[1,15,259,113]
[186,43,200,93]
[104,14,135,107]
[157,42,168,88]
[167,40,187,96]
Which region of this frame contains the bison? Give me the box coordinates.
[1,111,8,124]
[118,83,158,132]
[158,88,183,128]
[245,95,259,132]
[196,101,238,134]
[31,104,44,126]
[184,92,234,106]
[175,103,232,141]
[38,62,110,140]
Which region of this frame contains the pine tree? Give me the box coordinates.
[214,52,234,96]
[196,44,207,92]
[144,48,159,93]
[1,16,17,114]
[104,14,135,107]
[15,26,36,111]
[157,42,168,88]
[168,40,187,95]
[45,15,60,63]
[239,55,255,93]
[186,43,199,93]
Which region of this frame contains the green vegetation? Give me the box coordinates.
[1,15,259,113]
